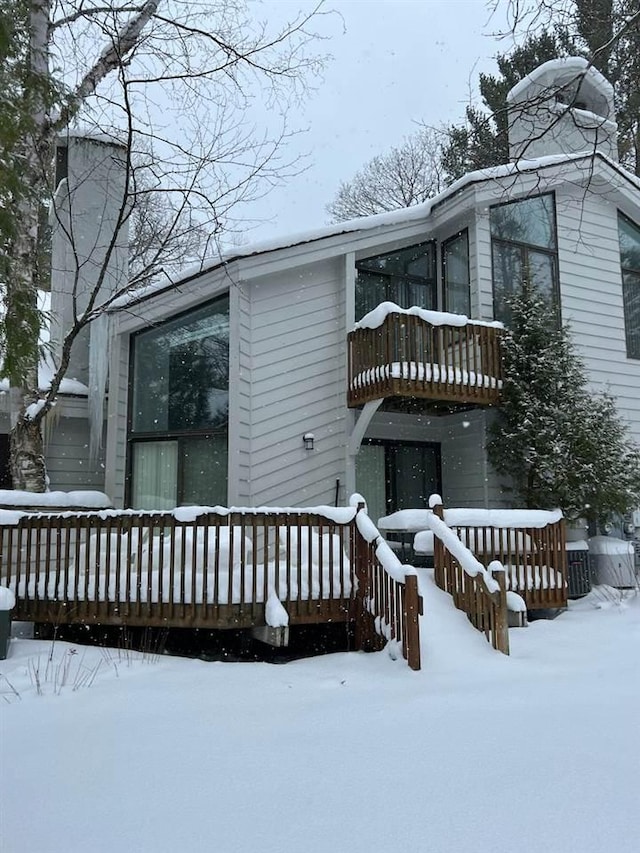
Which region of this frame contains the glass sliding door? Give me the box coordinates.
[357,439,442,518]
[355,444,387,525]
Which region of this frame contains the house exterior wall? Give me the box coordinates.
[101,155,640,512]
[555,183,640,445]
[240,257,348,507]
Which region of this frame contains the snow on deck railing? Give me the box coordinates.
[347,305,503,408]
[428,495,510,654]
[354,302,503,332]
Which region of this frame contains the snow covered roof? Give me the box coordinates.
[118,149,640,310]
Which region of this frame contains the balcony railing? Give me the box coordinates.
[348,308,503,408]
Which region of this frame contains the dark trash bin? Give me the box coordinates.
[0,586,15,660]
[0,609,11,660]
[566,543,591,599]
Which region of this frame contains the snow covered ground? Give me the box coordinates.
[1,571,639,853]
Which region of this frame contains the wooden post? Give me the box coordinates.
[352,505,376,652]
[431,498,445,589]
[404,573,422,671]
[492,567,510,655]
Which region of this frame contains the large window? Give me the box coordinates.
[618,213,640,359]
[128,295,229,509]
[442,230,470,315]
[490,193,559,324]
[355,242,436,320]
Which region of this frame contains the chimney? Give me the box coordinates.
[49,132,129,386]
[506,57,618,164]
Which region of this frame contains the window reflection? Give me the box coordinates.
[129,296,229,508]
[490,193,559,324]
[355,242,436,320]
[443,230,470,315]
[618,213,640,359]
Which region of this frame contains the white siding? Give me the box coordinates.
[244,258,348,506]
[555,184,640,444]
[44,417,105,492]
[233,282,253,505]
[105,332,130,507]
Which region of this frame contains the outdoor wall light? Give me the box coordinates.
[303,432,315,451]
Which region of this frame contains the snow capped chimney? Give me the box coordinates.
[49,132,129,387]
[507,57,618,163]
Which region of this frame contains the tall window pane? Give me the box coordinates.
[131,297,229,434]
[443,231,470,315]
[490,194,556,249]
[131,441,178,510]
[181,435,228,506]
[492,242,522,324]
[619,213,640,359]
[490,193,558,324]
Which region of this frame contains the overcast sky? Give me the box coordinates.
[237,0,510,245]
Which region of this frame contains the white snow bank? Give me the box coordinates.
[355,302,503,332]
[175,505,357,524]
[378,509,433,531]
[0,586,15,610]
[567,540,589,551]
[265,591,289,628]
[506,590,527,613]
[588,536,634,556]
[413,530,435,556]
[0,489,112,508]
[445,507,563,528]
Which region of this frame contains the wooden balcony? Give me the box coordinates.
[348,310,503,408]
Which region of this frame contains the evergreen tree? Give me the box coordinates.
[441,30,575,181]
[487,290,640,524]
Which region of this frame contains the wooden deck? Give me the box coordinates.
[348,312,503,408]
[0,506,423,669]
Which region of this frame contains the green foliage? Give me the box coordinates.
[442,30,574,181]
[0,0,58,388]
[487,290,640,523]
[444,1,640,179]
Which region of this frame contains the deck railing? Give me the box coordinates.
[0,503,423,669]
[352,508,422,670]
[423,501,567,612]
[348,311,503,407]
[428,500,509,655]
[442,510,567,611]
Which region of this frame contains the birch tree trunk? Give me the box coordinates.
[8,0,51,492]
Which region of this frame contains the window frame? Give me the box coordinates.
[489,192,561,324]
[617,211,640,360]
[355,240,437,320]
[125,293,230,508]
